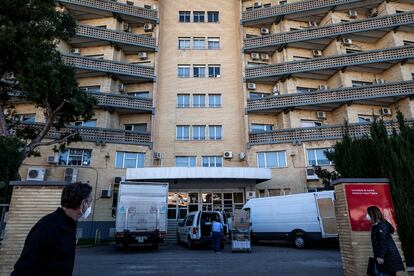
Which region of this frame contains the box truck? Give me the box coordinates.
[243,191,337,249]
[115,182,168,250]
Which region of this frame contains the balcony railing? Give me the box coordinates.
[242,0,381,25]
[249,120,414,145]
[244,12,414,51]
[247,80,414,112]
[89,91,153,112]
[245,45,414,81]
[57,0,158,22]
[75,25,156,50]
[13,123,152,147]
[61,54,155,80]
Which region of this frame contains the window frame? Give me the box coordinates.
[176,125,190,141]
[192,125,206,140]
[208,125,222,140]
[59,148,92,167]
[202,156,223,167]
[179,11,191,23]
[178,65,191,78]
[207,37,220,49]
[178,37,191,49]
[193,37,206,50]
[115,151,145,169]
[208,94,222,107]
[176,156,197,167]
[257,151,287,169]
[193,11,205,23]
[177,94,190,108]
[208,64,221,78]
[207,11,219,23]
[306,148,333,166]
[193,94,206,107]
[193,65,206,78]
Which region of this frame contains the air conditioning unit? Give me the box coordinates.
[251,52,260,60]
[138,51,148,60]
[369,8,378,17]
[260,28,270,35]
[47,155,59,164]
[272,86,280,95]
[114,176,125,185]
[153,152,162,160]
[306,168,319,180]
[70,48,81,55]
[348,10,358,18]
[308,21,318,27]
[261,53,270,60]
[375,79,385,84]
[247,83,256,90]
[316,111,327,119]
[312,50,322,57]
[101,190,112,198]
[27,167,46,181]
[342,38,353,46]
[223,151,233,159]
[64,167,78,183]
[380,107,392,116]
[119,83,125,93]
[319,84,328,90]
[254,2,262,8]
[3,72,15,80]
[239,152,246,160]
[246,190,256,201]
[123,23,131,32]
[144,23,154,32]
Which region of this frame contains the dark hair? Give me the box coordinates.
[61,182,92,209]
[367,206,385,223]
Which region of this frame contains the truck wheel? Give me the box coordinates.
[187,236,194,250]
[293,233,306,249]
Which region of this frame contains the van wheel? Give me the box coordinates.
[187,236,194,250]
[293,233,306,249]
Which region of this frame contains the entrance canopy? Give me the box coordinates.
[126,167,271,184]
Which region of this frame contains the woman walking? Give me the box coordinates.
[367,206,405,276]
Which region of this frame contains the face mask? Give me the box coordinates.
[80,202,92,220]
[366,214,371,221]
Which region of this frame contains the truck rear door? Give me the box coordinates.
[314,193,338,238]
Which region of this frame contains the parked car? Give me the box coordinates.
[177,211,228,249]
[243,191,338,249]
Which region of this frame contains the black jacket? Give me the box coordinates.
[371,221,405,272]
[11,208,77,276]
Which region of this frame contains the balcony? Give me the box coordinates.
[13,123,152,147]
[89,91,153,113]
[61,54,155,83]
[247,80,414,113]
[57,0,158,24]
[244,12,414,52]
[242,0,382,26]
[70,25,156,53]
[245,45,414,83]
[248,120,414,146]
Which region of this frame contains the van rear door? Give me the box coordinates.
[314,193,338,238]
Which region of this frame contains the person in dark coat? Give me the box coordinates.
[367,206,405,276]
[11,182,93,276]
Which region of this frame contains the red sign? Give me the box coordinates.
[344,183,397,231]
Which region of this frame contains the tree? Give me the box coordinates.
[0,0,96,201]
[315,114,414,266]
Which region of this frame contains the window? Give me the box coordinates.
[178,65,190,78]
[185,215,194,226]
[257,151,287,168]
[95,25,107,29]
[251,124,273,133]
[268,189,281,196]
[296,87,317,93]
[73,120,97,127]
[207,37,220,49]
[178,37,191,49]
[193,65,206,78]
[176,156,196,167]
[207,11,219,23]
[358,115,376,123]
[193,94,206,107]
[177,94,190,108]
[346,48,362,54]
[79,86,101,93]
[249,92,270,99]
[124,123,147,132]
[176,125,190,140]
[209,125,222,140]
[144,4,152,9]
[193,38,205,49]
[208,94,221,107]
[179,11,191,22]
[301,120,322,128]
[59,149,91,166]
[263,3,271,8]
[307,148,333,166]
[246,7,253,11]
[279,0,287,5]
[193,11,205,22]
[290,28,300,31]
[84,54,104,59]
[208,65,221,78]
[126,1,134,5]
[293,56,311,61]
[192,125,206,140]
[127,91,149,98]
[202,156,223,167]
[403,40,414,46]
[115,151,145,168]
[19,114,36,123]
[352,80,373,87]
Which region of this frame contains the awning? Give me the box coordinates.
[126,167,271,184]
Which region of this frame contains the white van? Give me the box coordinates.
[243,191,337,248]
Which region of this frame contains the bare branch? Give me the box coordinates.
[35,131,77,147]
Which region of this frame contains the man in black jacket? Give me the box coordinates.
[11,182,93,276]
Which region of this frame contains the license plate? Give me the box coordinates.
[135,236,145,242]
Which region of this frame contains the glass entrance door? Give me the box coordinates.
[168,192,189,220]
